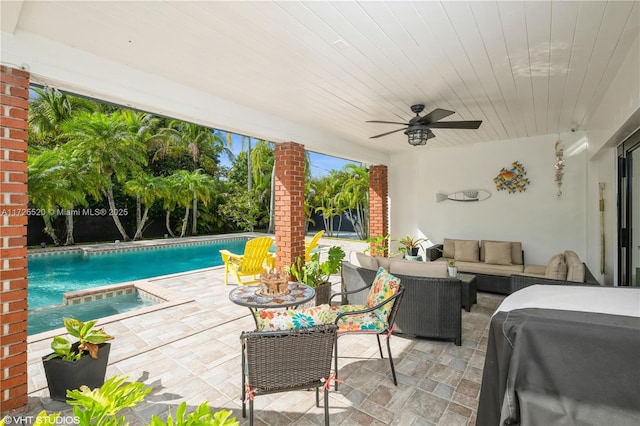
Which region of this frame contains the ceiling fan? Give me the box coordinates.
[367,104,482,146]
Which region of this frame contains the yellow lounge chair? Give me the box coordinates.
[305,230,324,261]
[220,236,274,285]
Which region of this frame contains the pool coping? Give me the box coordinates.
[28,233,266,256]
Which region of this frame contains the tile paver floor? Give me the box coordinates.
[21,236,504,425]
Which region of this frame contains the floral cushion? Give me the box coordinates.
[327,305,387,333]
[366,267,401,320]
[254,304,333,331]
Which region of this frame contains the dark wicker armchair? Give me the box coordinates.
[341,261,462,346]
[330,269,405,390]
[241,324,337,426]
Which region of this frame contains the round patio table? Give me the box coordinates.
[228,282,315,329]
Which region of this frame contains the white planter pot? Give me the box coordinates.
[448,266,458,278]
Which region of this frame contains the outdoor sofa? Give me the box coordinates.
[426,238,524,295]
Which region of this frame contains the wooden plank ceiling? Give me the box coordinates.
[11,1,640,153]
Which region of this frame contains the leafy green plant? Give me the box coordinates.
[67,375,151,426]
[448,259,456,267]
[65,375,239,426]
[44,318,114,361]
[150,403,239,426]
[364,234,389,257]
[397,234,428,249]
[287,246,345,288]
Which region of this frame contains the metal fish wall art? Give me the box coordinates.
[436,189,491,203]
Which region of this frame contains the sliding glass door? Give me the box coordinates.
[617,130,640,286]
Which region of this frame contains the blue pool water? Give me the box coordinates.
[28,292,155,336]
[28,238,249,310]
[27,238,252,335]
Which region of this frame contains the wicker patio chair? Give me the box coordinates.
[329,268,405,390]
[241,324,337,426]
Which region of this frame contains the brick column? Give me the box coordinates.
[369,165,389,256]
[274,142,305,270]
[0,66,30,414]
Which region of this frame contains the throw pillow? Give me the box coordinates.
[366,267,401,321]
[484,241,513,265]
[564,250,585,282]
[454,240,479,262]
[545,253,568,280]
[254,304,333,331]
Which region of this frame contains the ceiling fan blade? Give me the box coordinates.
[427,120,482,129]
[418,108,455,125]
[366,120,410,125]
[427,129,436,139]
[369,127,407,139]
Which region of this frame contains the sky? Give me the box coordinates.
[221,132,359,179]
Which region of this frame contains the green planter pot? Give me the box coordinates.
[42,342,111,402]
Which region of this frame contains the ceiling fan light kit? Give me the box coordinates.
[367,104,482,147]
[405,125,430,146]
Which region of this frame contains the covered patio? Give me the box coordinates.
[1,0,639,418]
[22,236,504,425]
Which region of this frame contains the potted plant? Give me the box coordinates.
[286,245,345,305]
[42,318,114,402]
[448,259,458,278]
[398,234,428,257]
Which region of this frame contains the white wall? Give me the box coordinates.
[585,34,640,285]
[390,132,588,267]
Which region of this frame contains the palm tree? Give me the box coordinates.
[163,120,231,174]
[61,111,147,241]
[120,110,163,230]
[168,169,215,237]
[28,87,96,148]
[27,150,89,245]
[311,171,347,237]
[124,174,163,240]
[250,140,274,232]
[340,164,369,240]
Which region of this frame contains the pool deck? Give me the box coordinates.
[23,234,504,425]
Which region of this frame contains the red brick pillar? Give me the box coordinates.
[274,142,306,270]
[0,66,30,414]
[369,165,389,256]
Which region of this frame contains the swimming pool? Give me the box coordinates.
[28,291,156,336]
[28,237,249,310]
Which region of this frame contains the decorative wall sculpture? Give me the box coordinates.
[555,141,565,197]
[436,189,491,202]
[493,161,529,193]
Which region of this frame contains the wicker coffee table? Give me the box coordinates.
[456,273,477,312]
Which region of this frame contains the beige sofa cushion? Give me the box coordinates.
[390,260,448,278]
[522,264,546,276]
[442,238,475,258]
[480,240,523,265]
[349,251,379,271]
[434,257,524,276]
[376,256,393,270]
[564,250,585,282]
[484,241,513,265]
[454,240,479,262]
[545,253,568,280]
